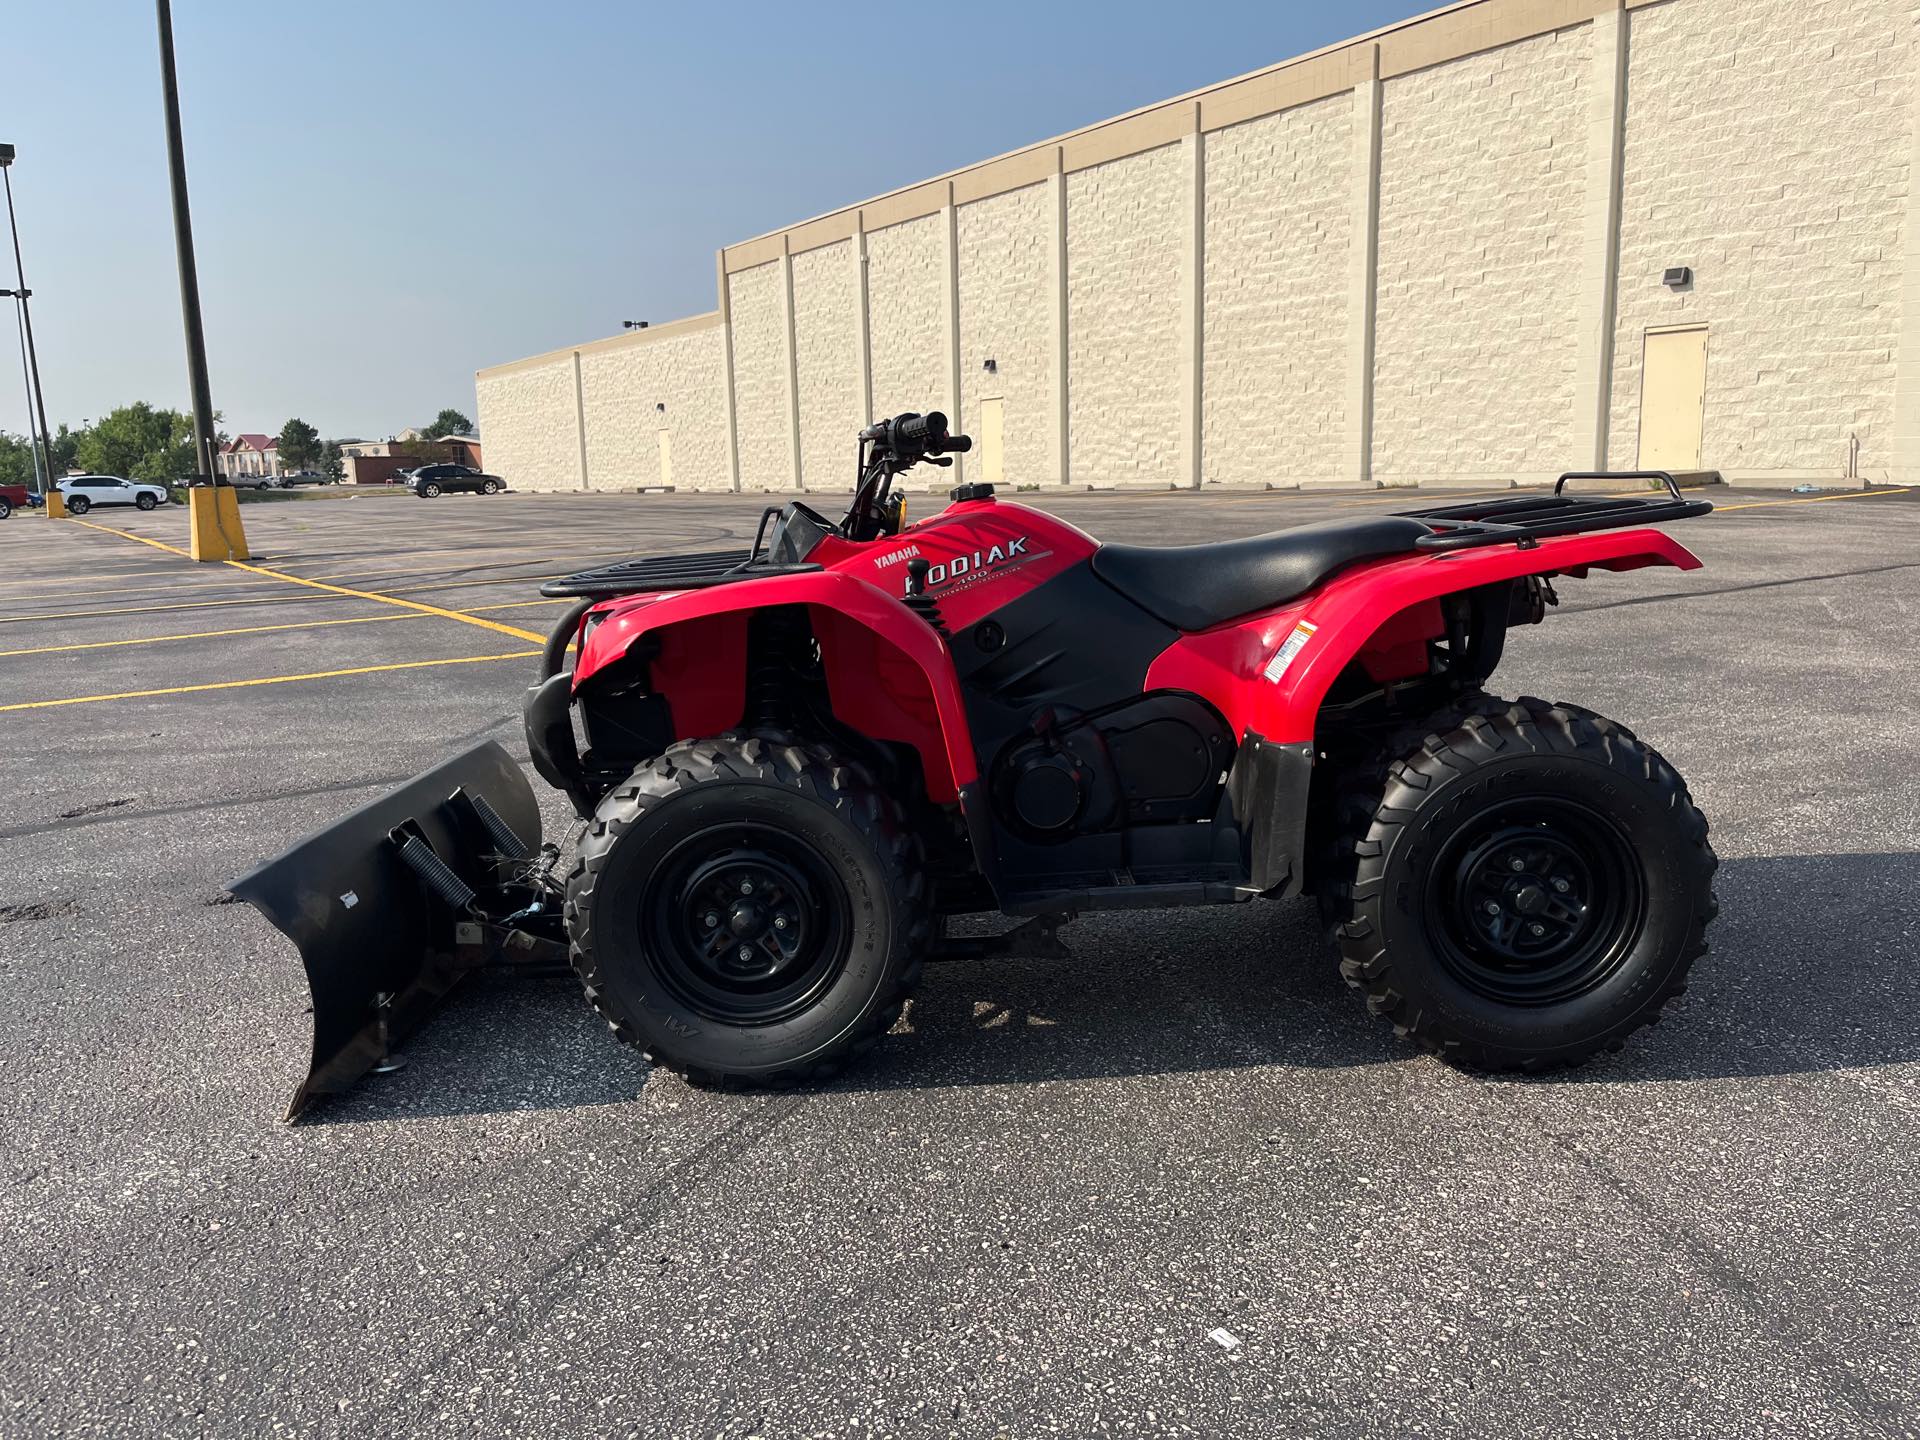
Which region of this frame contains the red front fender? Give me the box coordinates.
[1145,528,1703,744]
[572,571,977,802]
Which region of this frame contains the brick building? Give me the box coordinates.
[476,0,1920,494]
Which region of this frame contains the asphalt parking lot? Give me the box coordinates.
[3,480,1918,1438]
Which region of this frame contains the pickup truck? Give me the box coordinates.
[0,482,32,520]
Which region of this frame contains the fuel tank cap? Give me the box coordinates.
[949,482,996,503]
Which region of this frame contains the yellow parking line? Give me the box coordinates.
[1713,487,1912,511]
[218,560,547,643]
[0,650,539,712]
[44,512,552,644]
[63,518,194,557]
[0,611,430,658]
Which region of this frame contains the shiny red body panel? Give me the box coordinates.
[567,496,1700,804]
[1144,528,1701,744]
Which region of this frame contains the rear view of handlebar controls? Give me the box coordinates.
[863,411,973,466]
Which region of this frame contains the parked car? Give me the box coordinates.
[0,482,29,519]
[406,463,505,498]
[56,475,171,515]
[265,471,335,488]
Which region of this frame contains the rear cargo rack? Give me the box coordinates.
[540,548,819,599]
[1399,471,1712,552]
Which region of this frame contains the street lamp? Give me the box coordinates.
[1,143,57,498]
[2,288,48,489]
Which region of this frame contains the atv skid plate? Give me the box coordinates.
[229,742,565,1121]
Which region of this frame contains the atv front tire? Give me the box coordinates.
[1324,696,1716,1071]
[566,734,932,1088]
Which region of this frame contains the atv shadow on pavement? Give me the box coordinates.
[291,852,1916,1120]
[837,853,1920,1093]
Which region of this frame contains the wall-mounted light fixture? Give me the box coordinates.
[623,319,649,330]
[1661,266,1693,289]
[982,357,998,374]
[655,402,666,413]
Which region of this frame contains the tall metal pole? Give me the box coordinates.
[1,167,56,497]
[155,0,219,485]
[11,297,47,490]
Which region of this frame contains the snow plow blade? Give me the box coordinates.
[229,742,546,1122]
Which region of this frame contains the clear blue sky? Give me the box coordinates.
[2,0,1429,442]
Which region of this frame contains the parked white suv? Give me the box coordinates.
[57,476,171,515]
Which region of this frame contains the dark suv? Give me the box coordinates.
[405,463,504,498]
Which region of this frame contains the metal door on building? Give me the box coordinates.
[977,397,1005,484]
[657,429,673,489]
[1637,325,1708,471]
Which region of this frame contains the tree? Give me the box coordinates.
[278,417,323,471]
[321,439,345,481]
[0,430,37,488]
[424,407,473,438]
[73,403,198,484]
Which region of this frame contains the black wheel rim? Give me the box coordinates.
[641,823,850,1025]
[1427,797,1645,1004]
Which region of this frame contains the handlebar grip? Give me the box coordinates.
[945,434,972,453]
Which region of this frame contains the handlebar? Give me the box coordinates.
[843,410,974,540]
[862,410,972,461]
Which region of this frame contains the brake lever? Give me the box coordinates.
[927,456,953,468]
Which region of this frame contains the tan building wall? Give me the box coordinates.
[726,261,791,490]
[865,214,949,427]
[957,183,1058,486]
[1202,94,1353,487]
[477,0,1920,494]
[476,354,579,491]
[1067,145,1188,486]
[1374,24,1591,487]
[580,320,728,492]
[1607,0,1917,483]
[791,239,862,490]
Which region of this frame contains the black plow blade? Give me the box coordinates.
[228,742,545,1121]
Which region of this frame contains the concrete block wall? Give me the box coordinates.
[865,214,949,428]
[1374,25,1590,487]
[1608,0,1918,484]
[580,323,728,492]
[1067,145,1187,486]
[957,183,1057,486]
[726,261,792,490]
[476,355,580,491]
[1202,95,1353,487]
[478,0,1919,496]
[791,239,862,490]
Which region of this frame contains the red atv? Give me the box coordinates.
[236,413,1718,1119]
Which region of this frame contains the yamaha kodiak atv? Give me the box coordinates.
[234,412,1718,1118]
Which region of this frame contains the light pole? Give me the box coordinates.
[3,289,48,490]
[155,0,247,559]
[0,144,57,498]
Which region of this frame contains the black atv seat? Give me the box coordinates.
[1090,515,1434,631]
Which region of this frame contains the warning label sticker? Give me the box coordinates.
[1262,622,1318,683]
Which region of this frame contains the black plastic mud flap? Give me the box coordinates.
[228,742,543,1121]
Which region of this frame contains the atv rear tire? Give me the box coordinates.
[1323,696,1716,1071]
[566,734,932,1088]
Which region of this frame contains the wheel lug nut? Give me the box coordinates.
[1509,858,1525,872]
[704,913,719,928]
[1485,901,1501,915]
[737,946,753,962]
[773,916,787,930]
[740,880,754,895]
[1529,923,1545,936]
[1552,878,1569,893]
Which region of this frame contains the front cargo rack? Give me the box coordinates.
[1399,471,1712,552]
[540,548,819,600]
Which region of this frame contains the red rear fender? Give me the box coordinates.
[1145,529,1702,744]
